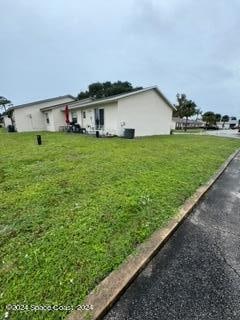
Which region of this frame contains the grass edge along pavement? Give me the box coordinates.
[67,149,240,320]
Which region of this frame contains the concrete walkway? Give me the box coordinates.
[104,153,240,320]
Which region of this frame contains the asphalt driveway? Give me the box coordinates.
[104,153,240,320]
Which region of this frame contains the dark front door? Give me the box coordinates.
[95,108,104,129]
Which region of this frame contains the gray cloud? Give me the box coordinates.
[0,0,240,116]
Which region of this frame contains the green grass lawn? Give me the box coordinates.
[1,132,239,319]
[0,127,7,133]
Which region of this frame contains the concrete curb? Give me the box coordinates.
[67,149,240,320]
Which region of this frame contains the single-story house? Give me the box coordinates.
[5,86,174,136]
[216,118,238,129]
[6,95,75,132]
[41,86,174,136]
[172,117,206,129]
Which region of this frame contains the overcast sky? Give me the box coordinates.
[1,0,240,116]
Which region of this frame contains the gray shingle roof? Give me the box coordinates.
[11,95,76,110]
[68,86,174,111]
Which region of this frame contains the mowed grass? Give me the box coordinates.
[0,127,7,133]
[0,132,239,319]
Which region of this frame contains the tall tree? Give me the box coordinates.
[88,82,104,99]
[77,81,142,100]
[77,91,89,100]
[202,111,217,125]
[221,115,230,129]
[174,93,197,131]
[215,113,222,122]
[7,108,14,125]
[173,93,186,118]
[222,115,229,122]
[195,108,202,121]
[0,96,11,113]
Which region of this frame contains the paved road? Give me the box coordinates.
[202,129,240,139]
[174,129,240,139]
[104,153,240,320]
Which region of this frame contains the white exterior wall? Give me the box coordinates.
[44,107,76,132]
[216,121,237,129]
[216,122,230,129]
[14,106,46,132]
[3,115,12,127]
[14,97,74,132]
[171,119,176,130]
[51,109,66,131]
[117,90,172,136]
[71,102,118,133]
[68,91,172,136]
[44,110,54,131]
[75,110,83,126]
[101,102,118,134]
[81,109,95,129]
[67,109,83,127]
[44,109,67,132]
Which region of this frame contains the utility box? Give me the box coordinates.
[7,125,15,132]
[124,128,135,139]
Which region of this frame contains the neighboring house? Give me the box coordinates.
[216,121,229,129]
[2,114,12,127]
[42,86,174,137]
[172,117,205,129]
[216,117,238,129]
[8,95,75,132]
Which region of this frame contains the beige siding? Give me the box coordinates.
[44,109,66,132]
[14,97,74,132]
[102,102,118,134]
[117,90,172,136]
[52,109,66,131]
[14,106,46,132]
[75,110,83,127]
[13,89,172,135]
[81,108,95,129]
[67,91,172,136]
[73,102,118,133]
[44,110,54,131]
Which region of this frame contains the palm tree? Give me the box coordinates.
[0,96,11,112]
[195,108,202,121]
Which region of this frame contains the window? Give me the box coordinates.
[45,113,50,124]
[83,111,86,119]
[71,111,78,124]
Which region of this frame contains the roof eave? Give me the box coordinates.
[69,98,117,110]
[68,86,174,111]
[153,87,175,110]
[13,95,76,110]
